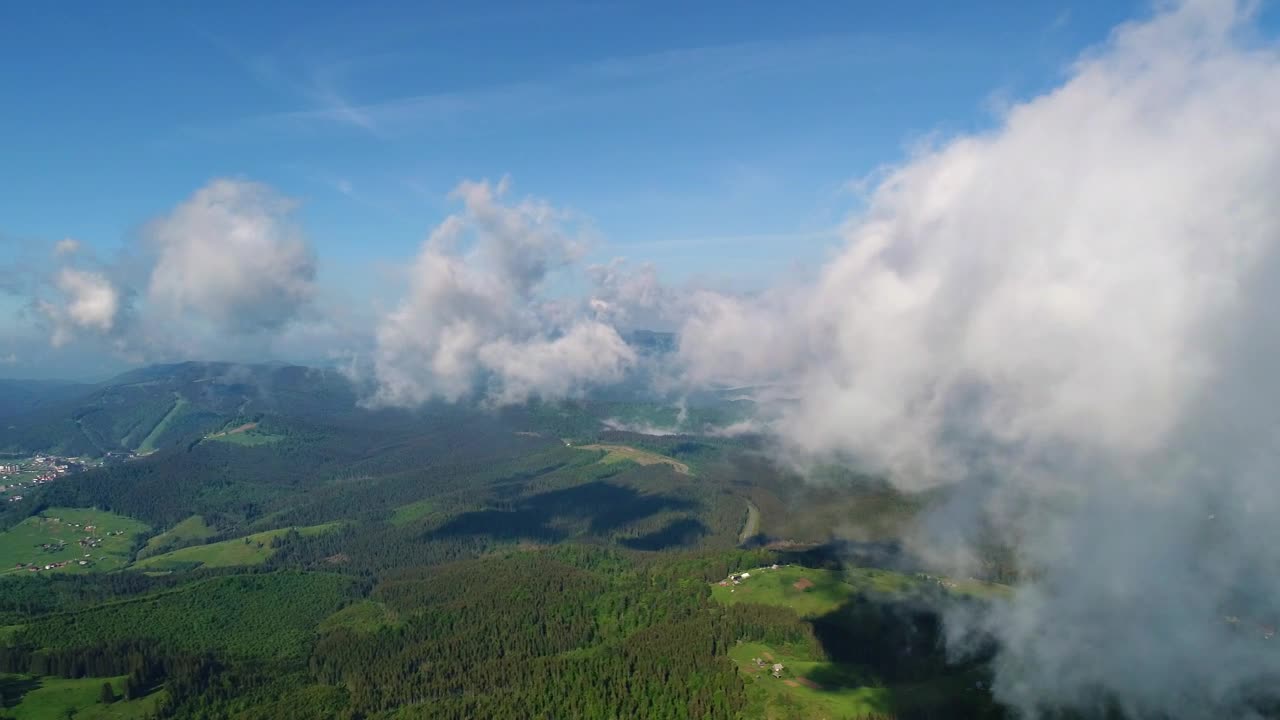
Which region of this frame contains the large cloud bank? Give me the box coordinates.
[677,1,1280,716]
[369,179,635,405]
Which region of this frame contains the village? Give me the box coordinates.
[0,454,90,503]
[10,517,128,573]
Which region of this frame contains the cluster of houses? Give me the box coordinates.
[750,658,787,678]
[717,564,785,594]
[14,557,95,572]
[0,455,79,503]
[9,515,113,573]
[16,538,101,572]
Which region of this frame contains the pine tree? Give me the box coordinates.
[99,681,115,704]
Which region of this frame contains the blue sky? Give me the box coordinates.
[3,0,1248,378]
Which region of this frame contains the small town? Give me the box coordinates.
[0,454,90,502]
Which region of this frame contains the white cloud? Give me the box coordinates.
[39,268,121,348]
[478,321,635,404]
[14,179,322,359]
[675,0,1280,715]
[587,259,681,330]
[53,238,81,257]
[145,178,317,334]
[370,178,635,405]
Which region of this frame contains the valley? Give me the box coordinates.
[0,362,1009,719]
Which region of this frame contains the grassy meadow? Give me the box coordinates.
[576,443,691,475]
[136,514,217,559]
[1,674,166,720]
[132,522,340,570]
[0,508,148,576]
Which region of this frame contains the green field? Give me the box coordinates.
[1,674,166,720]
[715,566,1008,719]
[711,565,1010,615]
[712,566,866,617]
[575,444,690,475]
[132,522,340,570]
[206,422,285,447]
[136,514,217,559]
[731,641,894,720]
[0,508,149,576]
[389,499,436,526]
[318,600,403,634]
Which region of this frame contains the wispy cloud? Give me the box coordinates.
[233,33,903,138]
[303,84,384,137]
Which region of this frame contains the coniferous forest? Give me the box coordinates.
[0,364,1010,719]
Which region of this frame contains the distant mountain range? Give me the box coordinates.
[0,362,356,457]
[0,330,712,459]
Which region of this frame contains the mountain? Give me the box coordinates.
[0,362,357,457]
[0,378,92,421]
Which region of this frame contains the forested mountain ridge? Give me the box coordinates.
[0,362,357,458]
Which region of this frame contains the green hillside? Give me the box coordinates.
[2,674,166,720]
[133,523,341,570]
[0,362,357,458]
[136,514,216,559]
[0,508,148,576]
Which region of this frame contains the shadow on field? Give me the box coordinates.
[804,593,1006,720]
[0,675,39,708]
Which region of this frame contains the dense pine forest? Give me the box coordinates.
[0,363,1011,719]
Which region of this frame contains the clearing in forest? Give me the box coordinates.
[712,564,1010,615]
[712,566,863,617]
[318,600,404,634]
[208,421,257,437]
[132,522,340,570]
[205,422,284,446]
[389,499,436,526]
[137,514,217,559]
[576,444,690,475]
[730,641,895,720]
[0,507,149,576]
[1,674,167,719]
